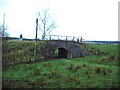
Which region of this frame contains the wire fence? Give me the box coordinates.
[2,35,85,42]
[44,35,84,42]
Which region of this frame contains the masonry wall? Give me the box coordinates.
[44,40,89,59]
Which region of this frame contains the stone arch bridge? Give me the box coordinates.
[44,40,89,59]
[4,35,89,59]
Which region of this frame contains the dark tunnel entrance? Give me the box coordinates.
[58,48,68,58]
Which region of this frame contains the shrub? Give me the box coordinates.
[54,48,59,57]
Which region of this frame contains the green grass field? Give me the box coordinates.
[2,41,119,88]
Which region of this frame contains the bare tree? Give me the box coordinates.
[0,13,9,37]
[0,25,9,37]
[38,9,56,40]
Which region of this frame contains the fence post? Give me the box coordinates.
[66,36,67,42]
[58,36,59,40]
[73,37,74,43]
[34,19,38,62]
[80,37,82,42]
[49,35,51,40]
[77,38,79,43]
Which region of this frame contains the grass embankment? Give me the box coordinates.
[2,41,119,88]
[2,41,46,64]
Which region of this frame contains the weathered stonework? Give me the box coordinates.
[44,40,89,59]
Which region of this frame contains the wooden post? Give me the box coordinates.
[58,36,59,40]
[35,19,38,42]
[77,38,79,42]
[66,36,67,42]
[80,37,82,42]
[34,19,38,62]
[49,35,51,40]
[73,37,74,43]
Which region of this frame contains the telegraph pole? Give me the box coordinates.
[3,13,5,37]
[34,19,38,61]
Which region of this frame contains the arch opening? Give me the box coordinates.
[58,48,68,58]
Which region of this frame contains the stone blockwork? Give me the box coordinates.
[44,40,89,59]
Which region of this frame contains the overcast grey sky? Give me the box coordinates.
[0,0,119,41]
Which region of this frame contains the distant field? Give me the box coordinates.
[2,41,119,88]
[84,41,120,44]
